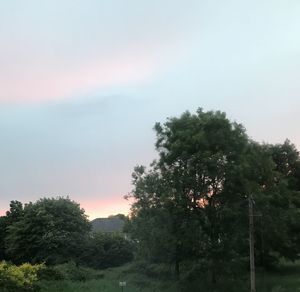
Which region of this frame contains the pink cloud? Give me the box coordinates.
[0,54,156,104]
[0,35,186,104]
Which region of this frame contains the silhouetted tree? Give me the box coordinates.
[5,197,90,264]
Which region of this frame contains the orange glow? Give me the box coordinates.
[80,196,132,220]
[0,197,132,220]
[0,209,6,217]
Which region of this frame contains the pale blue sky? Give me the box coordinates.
[1,0,300,218]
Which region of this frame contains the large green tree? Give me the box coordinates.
[129,110,251,279]
[252,140,300,266]
[127,109,300,282]
[5,197,91,264]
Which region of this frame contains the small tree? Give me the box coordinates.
[5,197,91,265]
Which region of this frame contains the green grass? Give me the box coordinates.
[38,261,300,292]
[256,261,300,292]
[38,263,178,292]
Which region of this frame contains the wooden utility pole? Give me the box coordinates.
[249,194,256,292]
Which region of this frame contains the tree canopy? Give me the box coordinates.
[127,109,300,281]
[4,197,91,264]
[0,197,133,270]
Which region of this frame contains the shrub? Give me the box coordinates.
[0,261,44,291]
[38,262,104,281]
[80,232,134,269]
[37,266,64,281]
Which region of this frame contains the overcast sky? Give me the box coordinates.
[1,0,300,218]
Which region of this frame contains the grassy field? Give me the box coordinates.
[38,262,178,292]
[38,261,300,292]
[256,261,300,292]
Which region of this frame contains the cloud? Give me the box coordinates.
[0,51,157,103]
[0,0,197,104]
[1,0,300,220]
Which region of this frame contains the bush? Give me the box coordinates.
[52,262,91,281]
[0,261,44,291]
[38,262,104,282]
[37,266,64,281]
[80,232,134,269]
[130,261,173,280]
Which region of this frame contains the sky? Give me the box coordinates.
[1,0,300,219]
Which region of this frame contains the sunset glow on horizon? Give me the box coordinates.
[81,196,132,220]
[0,195,132,220]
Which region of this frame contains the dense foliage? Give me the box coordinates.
[1,108,299,290]
[127,109,300,282]
[80,232,133,269]
[0,197,133,270]
[0,261,44,292]
[2,197,90,264]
